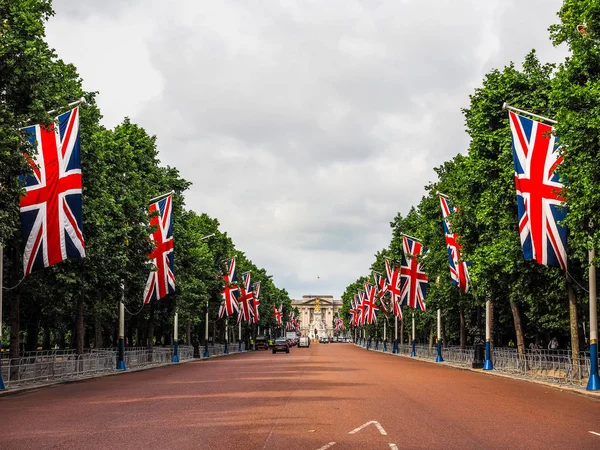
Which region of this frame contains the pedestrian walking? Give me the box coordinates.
[548,337,559,352]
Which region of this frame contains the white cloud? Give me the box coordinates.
[47,0,568,298]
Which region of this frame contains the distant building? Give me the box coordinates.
[291,295,343,338]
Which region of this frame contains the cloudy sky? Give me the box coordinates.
[46,0,567,299]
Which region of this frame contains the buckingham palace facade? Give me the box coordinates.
[291,295,343,337]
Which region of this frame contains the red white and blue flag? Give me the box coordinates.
[384,259,403,319]
[373,271,389,317]
[400,236,428,311]
[252,281,261,322]
[508,111,567,271]
[143,194,175,304]
[355,294,365,326]
[274,304,283,325]
[363,283,378,324]
[218,257,239,318]
[440,196,470,293]
[349,298,358,327]
[20,107,85,275]
[237,271,254,324]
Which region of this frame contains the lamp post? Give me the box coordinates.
[204,304,210,358]
[411,312,416,357]
[436,309,444,362]
[587,247,599,390]
[483,300,493,370]
[117,282,126,370]
[393,315,399,354]
[172,312,179,362]
[0,245,5,390]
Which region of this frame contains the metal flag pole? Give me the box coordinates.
[436,309,444,362]
[502,102,557,124]
[204,304,210,358]
[411,312,416,357]
[46,97,87,115]
[587,247,599,390]
[383,319,387,352]
[148,190,175,205]
[116,282,126,370]
[393,315,399,354]
[238,319,242,352]
[0,245,5,390]
[224,318,229,355]
[172,312,179,362]
[484,299,493,370]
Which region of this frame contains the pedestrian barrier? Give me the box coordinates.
[358,343,596,388]
[0,344,245,390]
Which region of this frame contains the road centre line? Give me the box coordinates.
[589,431,600,437]
[316,442,336,450]
[389,444,399,449]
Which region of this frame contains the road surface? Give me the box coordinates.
[1,343,599,449]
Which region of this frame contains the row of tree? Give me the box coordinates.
[341,1,599,372]
[0,0,294,358]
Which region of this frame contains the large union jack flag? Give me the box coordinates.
[508,111,567,270]
[218,257,239,318]
[349,298,358,327]
[274,304,283,325]
[400,236,428,311]
[354,294,365,326]
[20,107,85,275]
[237,271,255,324]
[384,259,403,319]
[143,194,175,304]
[362,283,378,324]
[440,196,470,293]
[252,281,261,322]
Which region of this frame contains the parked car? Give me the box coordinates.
[298,336,310,348]
[273,338,289,354]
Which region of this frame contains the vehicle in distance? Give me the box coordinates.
[255,336,268,350]
[298,336,310,348]
[272,338,289,354]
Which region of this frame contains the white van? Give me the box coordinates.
[299,336,310,348]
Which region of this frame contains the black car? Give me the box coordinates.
[272,338,289,354]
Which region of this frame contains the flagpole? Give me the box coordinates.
[204,305,210,358]
[0,245,5,390]
[393,315,399,354]
[383,319,387,352]
[484,300,493,370]
[172,312,179,362]
[502,102,557,125]
[238,319,242,351]
[148,190,175,205]
[46,97,87,115]
[117,282,126,370]
[436,309,444,362]
[224,318,228,355]
[587,247,599,390]
[411,312,416,357]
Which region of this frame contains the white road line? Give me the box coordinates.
[389,444,398,450]
[589,431,600,437]
[316,442,336,450]
[348,420,387,436]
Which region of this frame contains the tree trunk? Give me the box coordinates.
[186,320,191,345]
[459,306,466,349]
[509,300,525,356]
[9,294,20,359]
[25,321,39,351]
[147,303,155,349]
[441,317,447,348]
[94,316,103,349]
[567,277,581,380]
[76,296,84,355]
[42,327,51,350]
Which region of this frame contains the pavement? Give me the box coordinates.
[1,343,599,450]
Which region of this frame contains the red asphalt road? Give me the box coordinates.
[1,343,600,450]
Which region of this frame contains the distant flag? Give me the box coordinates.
[400,236,428,311]
[349,298,357,327]
[252,281,261,322]
[384,259,403,319]
[440,196,470,293]
[237,271,254,324]
[355,294,365,326]
[373,271,389,317]
[143,194,175,304]
[274,304,283,325]
[507,111,567,270]
[20,107,85,275]
[218,257,239,318]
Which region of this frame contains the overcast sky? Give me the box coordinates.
[46,0,567,299]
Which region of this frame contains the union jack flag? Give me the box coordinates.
[218,257,239,318]
[384,259,403,319]
[373,271,389,316]
[334,317,345,332]
[274,304,283,325]
[354,294,365,326]
[143,194,175,304]
[20,107,85,275]
[349,299,357,326]
[400,236,428,311]
[252,281,261,322]
[286,311,296,331]
[440,196,470,293]
[237,271,254,324]
[363,283,378,324]
[508,111,567,270]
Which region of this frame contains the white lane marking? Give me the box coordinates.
[589,431,600,437]
[316,442,336,450]
[348,420,388,436]
[389,444,398,450]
